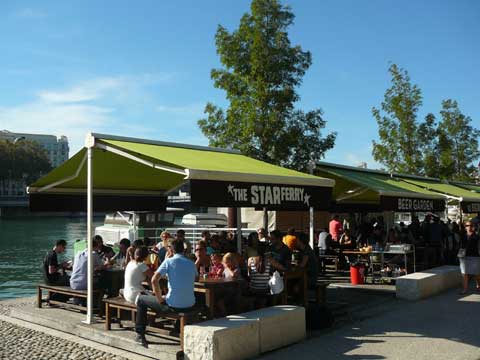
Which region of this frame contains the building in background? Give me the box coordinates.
[0,130,69,167]
[0,130,69,201]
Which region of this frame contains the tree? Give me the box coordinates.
[436,99,479,181]
[372,64,425,174]
[0,139,52,189]
[418,113,440,178]
[198,0,336,172]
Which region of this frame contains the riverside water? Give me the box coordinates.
[0,217,102,300]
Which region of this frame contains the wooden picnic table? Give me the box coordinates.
[194,278,241,319]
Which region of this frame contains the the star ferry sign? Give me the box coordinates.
[227,183,311,206]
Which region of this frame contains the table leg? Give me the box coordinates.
[37,287,42,308]
[205,289,214,319]
[105,303,111,331]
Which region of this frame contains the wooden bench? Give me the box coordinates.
[37,284,103,313]
[317,254,340,273]
[103,296,198,350]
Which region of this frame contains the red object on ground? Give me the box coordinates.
[350,264,365,285]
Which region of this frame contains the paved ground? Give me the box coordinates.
[0,298,151,360]
[261,289,480,360]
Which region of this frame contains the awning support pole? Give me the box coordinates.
[236,208,242,254]
[263,207,268,232]
[309,206,314,249]
[84,141,94,324]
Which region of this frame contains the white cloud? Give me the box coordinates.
[0,74,174,153]
[38,77,125,103]
[14,8,47,19]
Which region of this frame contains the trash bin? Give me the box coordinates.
[350,263,365,285]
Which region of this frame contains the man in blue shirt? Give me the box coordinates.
[135,238,197,348]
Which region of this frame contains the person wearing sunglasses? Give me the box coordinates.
[458,221,480,294]
[194,240,210,274]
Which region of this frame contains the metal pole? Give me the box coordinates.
[263,207,268,231]
[236,208,242,254]
[309,206,314,249]
[85,146,94,324]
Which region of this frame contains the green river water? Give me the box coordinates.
[0,217,102,300]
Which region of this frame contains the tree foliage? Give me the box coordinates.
[198,0,336,172]
[0,140,52,183]
[373,64,479,181]
[437,99,480,181]
[372,64,425,174]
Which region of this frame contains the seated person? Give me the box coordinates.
[126,239,144,266]
[282,228,298,251]
[70,237,108,290]
[339,230,356,250]
[111,238,130,268]
[135,239,197,348]
[215,252,241,316]
[296,234,319,289]
[43,239,70,286]
[222,252,240,280]
[96,235,115,260]
[208,253,224,278]
[123,246,154,304]
[156,231,173,263]
[194,240,210,274]
[267,230,292,273]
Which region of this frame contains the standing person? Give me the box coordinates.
[134,239,197,348]
[282,228,298,251]
[296,234,319,290]
[267,230,291,272]
[176,229,191,254]
[329,215,344,243]
[318,229,331,255]
[43,239,70,286]
[257,228,267,243]
[458,221,480,294]
[123,247,154,304]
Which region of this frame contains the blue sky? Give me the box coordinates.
[1,0,479,168]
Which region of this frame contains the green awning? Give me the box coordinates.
[315,162,446,212]
[400,177,480,202]
[452,182,480,194]
[28,133,334,211]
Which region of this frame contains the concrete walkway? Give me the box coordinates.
[261,289,480,360]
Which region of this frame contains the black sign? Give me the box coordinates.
[380,196,445,212]
[190,180,332,210]
[30,193,167,212]
[461,202,480,214]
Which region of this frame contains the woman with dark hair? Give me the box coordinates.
[123,246,153,304]
[458,221,480,294]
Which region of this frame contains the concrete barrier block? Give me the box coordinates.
[184,317,260,360]
[230,305,306,353]
[396,266,462,300]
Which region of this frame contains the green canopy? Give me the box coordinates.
[28,133,334,211]
[400,177,480,202]
[315,162,446,212]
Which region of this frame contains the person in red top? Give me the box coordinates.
[329,215,344,242]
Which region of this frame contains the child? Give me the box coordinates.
[209,253,224,279]
[222,252,240,280]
